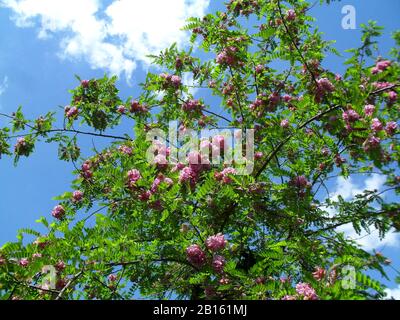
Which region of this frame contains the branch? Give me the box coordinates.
[55,270,84,300]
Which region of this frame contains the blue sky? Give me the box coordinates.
[0,0,399,298]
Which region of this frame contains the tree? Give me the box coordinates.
[0,0,399,300]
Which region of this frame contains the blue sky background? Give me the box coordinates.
[0,0,399,298]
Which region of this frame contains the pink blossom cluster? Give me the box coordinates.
[286,9,296,21]
[55,260,66,272]
[363,136,381,152]
[205,233,227,252]
[19,258,29,267]
[291,175,309,189]
[52,205,65,220]
[255,64,264,74]
[130,100,148,114]
[315,78,335,102]
[72,190,84,203]
[14,137,27,154]
[388,91,398,103]
[385,121,397,136]
[371,60,391,74]
[371,118,383,132]
[81,80,90,88]
[116,105,126,114]
[364,104,375,117]
[64,105,78,119]
[342,109,360,123]
[119,145,133,155]
[312,267,326,281]
[150,174,173,193]
[212,255,226,274]
[186,244,207,266]
[280,119,290,129]
[295,282,318,300]
[127,169,141,189]
[81,160,93,180]
[372,82,393,90]
[215,167,237,184]
[182,99,203,112]
[334,154,346,166]
[160,73,182,88]
[216,46,238,66]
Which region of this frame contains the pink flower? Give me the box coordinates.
[219,277,230,285]
[282,295,297,300]
[127,169,141,183]
[292,175,309,189]
[376,60,391,72]
[186,244,206,267]
[321,147,330,157]
[212,135,226,151]
[286,9,296,21]
[364,104,375,117]
[81,80,90,88]
[363,136,381,152]
[385,121,397,136]
[371,118,383,132]
[371,67,380,75]
[179,166,197,185]
[55,260,66,272]
[153,154,168,169]
[19,258,29,267]
[312,267,326,281]
[212,255,226,274]
[139,190,152,202]
[32,253,42,260]
[342,109,360,123]
[52,205,65,220]
[182,99,203,112]
[283,94,292,103]
[65,106,78,119]
[116,105,126,114]
[295,282,318,300]
[388,91,398,103]
[108,274,118,282]
[119,145,133,156]
[205,233,227,252]
[280,119,290,129]
[317,78,335,92]
[219,167,237,184]
[0,256,6,265]
[334,154,346,166]
[72,190,84,203]
[255,64,264,74]
[171,75,182,87]
[254,151,263,160]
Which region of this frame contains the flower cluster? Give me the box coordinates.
[160,73,182,89]
[127,169,141,189]
[130,100,148,114]
[186,244,207,267]
[371,59,391,74]
[295,282,318,300]
[64,105,79,119]
[205,233,227,251]
[182,99,203,112]
[52,205,65,220]
[216,46,238,66]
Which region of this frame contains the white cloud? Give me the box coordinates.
[326,174,400,251]
[1,0,210,81]
[385,285,400,300]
